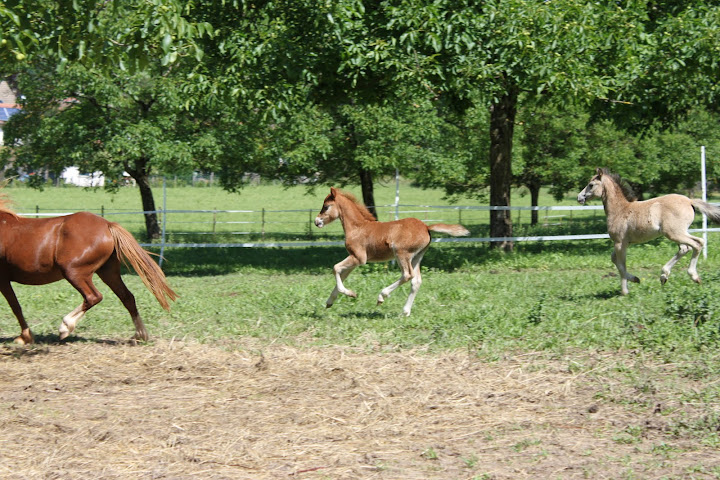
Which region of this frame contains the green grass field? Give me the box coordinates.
[2,181,719,360]
[2,181,720,445]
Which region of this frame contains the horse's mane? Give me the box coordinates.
[0,188,17,215]
[336,190,377,222]
[600,168,637,202]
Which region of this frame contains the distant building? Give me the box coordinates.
[61,166,106,187]
[0,79,21,145]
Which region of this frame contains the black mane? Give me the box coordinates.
[600,168,637,202]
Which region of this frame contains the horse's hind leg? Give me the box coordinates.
[664,234,704,284]
[0,281,33,345]
[684,236,704,284]
[58,272,104,340]
[377,253,413,307]
[401,249,427,317]
[97,259,148,341]
[660,244,691,285]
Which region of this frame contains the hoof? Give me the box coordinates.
[660,276,667,285]
[695,277,702,285]
[134,332,149,342]
[58,322,72,341]
[325,303,333,309]
[631,277,641,284]
[347,291,358,299]
[15,329,33,345]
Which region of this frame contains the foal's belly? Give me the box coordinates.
[627,230,662,244]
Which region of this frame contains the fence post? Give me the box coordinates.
[101,205,105,217]
[308,209,313,237]
[261,208,266,238]
[35,205,39,218]
[212,208,217,234]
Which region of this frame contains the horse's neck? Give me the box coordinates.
[337,196,372,231]
[602,180,631,216]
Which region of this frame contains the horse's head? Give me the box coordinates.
[315,187,341,228]
[577,168,605,205]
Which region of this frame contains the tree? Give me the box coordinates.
[515,100,588,225]
[2,58,250,239]
[380,0,657,250]
[1,1,218,239]
[0,0,210,75]
[188,1,456,214]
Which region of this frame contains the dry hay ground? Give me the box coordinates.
[1,340,718,480]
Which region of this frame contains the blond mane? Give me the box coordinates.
[336,190,377,222]
[0,189,17,216]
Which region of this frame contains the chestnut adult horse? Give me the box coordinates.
[0,198,178,344]
[314,187,470,316]
[577,168,720,295]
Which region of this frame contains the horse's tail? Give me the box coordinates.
[427,223,471,237]
[692,200,720,225]
[108,223,178,311]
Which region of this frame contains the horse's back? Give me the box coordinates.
[348,217,430,262]
[621,194,696,244]
[56,212,115,257]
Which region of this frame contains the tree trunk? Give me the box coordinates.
[125,159,161,239]
[489,87,518,251]
[530,182,540,226]
[359,168,378,219]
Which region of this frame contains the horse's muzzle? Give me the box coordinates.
[577,194,586,205]
[314,217,324,228]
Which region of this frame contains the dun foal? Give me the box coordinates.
[577,168,720,295]
[315,187,469,315]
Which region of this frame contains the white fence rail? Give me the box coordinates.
[17,203,720,250]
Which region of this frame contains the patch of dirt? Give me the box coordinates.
[0,340,718,479]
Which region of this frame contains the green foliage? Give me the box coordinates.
[0,0,212,74]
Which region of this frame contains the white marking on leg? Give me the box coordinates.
[59,305,86,340]
[327,257,357,306]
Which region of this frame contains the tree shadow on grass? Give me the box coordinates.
[0,334,145,350]
[157,240,613,277]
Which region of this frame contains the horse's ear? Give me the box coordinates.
[329,187,338,198]
[595,167,603,177]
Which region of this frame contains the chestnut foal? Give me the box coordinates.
[315,187,469,316]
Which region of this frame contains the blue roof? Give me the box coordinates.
[0,107,20,122]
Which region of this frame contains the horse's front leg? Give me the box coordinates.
[0,281,33,345]
[326,256,360,308]
[612,243,639,295]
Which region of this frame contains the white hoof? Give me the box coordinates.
[58,320,74,340]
